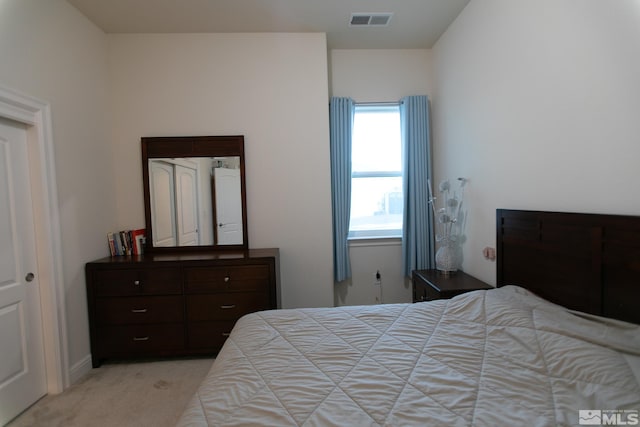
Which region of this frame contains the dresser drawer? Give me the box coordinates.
[96,324,185,355]
[187,321,236,350]
[184,265,270,293]
[186,292,269,321]
[92,267,182,296]
[95,296,183,325]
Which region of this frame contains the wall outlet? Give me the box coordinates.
[374,270,383,304]
[482,247,496,261]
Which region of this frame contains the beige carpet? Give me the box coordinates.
[8,357,214,427]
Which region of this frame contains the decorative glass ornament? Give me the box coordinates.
[435,236,461,276]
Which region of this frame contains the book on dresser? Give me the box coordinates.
[107,229,146,256]
[85,248,280,367]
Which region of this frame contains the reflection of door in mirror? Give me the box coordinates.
[141,135,247,251]
[213,166,243,245]
[149,161,177,246]
[150,159,206,247]
[175,165,199,245]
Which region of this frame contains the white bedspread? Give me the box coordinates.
[177,286,640,426]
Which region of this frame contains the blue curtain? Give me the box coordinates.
[401,95,435,276]
[329,97,355,282]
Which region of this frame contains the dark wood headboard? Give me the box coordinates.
[496,209,640,324]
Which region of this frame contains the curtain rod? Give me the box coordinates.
[354,101,400,106]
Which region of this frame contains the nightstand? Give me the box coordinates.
[412,269,492,302]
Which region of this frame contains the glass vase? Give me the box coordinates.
[435,236,460,276]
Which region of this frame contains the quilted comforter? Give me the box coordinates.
[177,286,640,426]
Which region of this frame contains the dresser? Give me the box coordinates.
[85,248,279,367]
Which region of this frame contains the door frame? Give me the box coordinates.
[0,85,69,393]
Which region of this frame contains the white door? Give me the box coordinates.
[0,117,47,424]
[149,160,177,247]
[214,168,243,245]
[175,165,199,246]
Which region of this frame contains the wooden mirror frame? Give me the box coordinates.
[141,135,248,252]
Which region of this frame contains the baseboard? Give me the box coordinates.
[69,354,93,385]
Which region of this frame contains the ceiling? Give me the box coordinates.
[66,0,470,49]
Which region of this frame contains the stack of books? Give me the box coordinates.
[107,229,146,256]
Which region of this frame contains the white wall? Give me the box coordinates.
[331,49,433,102]
[0,0,115,380]
[108,33,333,308]
[432,0,640,285]
[330,49,433,305]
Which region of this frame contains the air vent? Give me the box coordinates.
[349,13,393,27]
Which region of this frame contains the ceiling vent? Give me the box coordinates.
[349,13,393,27]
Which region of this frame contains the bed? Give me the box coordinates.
[177,210,640,426]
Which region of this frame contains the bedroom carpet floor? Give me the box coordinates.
[7,357,214,427]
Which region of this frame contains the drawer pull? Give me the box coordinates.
[222,332,231,337]
[220,304,236,309]
[224,276,230,283]
[132,336,149,341]
[131,308,148,313]
[134,280,141,286]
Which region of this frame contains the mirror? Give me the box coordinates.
[141,136,248,252]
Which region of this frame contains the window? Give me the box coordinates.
[349,104,403,238]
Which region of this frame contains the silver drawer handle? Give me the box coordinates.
[220,304,236,309]
[133,336,149,341]
[134,280,141,286]
[224,276,230,283]
[131,308,148,313]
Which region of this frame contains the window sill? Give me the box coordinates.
[348,236,401,248]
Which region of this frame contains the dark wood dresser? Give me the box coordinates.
[85,248,279,367]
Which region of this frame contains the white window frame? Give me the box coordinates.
[348,103,403,240]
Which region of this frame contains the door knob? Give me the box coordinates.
[25,272,35,282]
